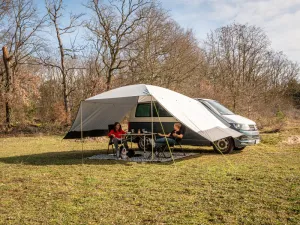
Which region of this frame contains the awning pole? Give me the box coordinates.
[151,96,154,160]
[81,101,84,165]
[153,101,175,164]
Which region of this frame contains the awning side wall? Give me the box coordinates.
[64,97,138,139]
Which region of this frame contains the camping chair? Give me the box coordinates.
[107,124,116,155]
[154,125,186,158]
[154,138,183,158]
[174,125,186,155]
[107,124,131,155]
[172,138,185,156]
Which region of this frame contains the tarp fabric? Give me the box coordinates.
[64,84,241,142]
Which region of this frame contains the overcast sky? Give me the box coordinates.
[38,0,300,62]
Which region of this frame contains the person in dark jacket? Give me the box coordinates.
[155,122,184,147]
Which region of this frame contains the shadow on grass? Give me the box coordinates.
[0,147,224,166]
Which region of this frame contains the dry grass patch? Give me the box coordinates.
[0,132,299,224]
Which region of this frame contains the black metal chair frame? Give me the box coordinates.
[154,138,184,158]
[107,133,131,155]
[107,136,115,155]
[107,124,116,155]
[153,125,186,158]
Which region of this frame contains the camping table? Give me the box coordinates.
[121,133,156,157]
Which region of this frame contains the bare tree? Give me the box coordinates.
[0,0,45,126]
[2,46,12,125]
[0,0,10,19]
[42,0,84,123]
[202,23,300,119]
[125,10,203,89]
[203,23,270,111]
[85,0,153,90]
[0,0,299,129]
[123,7,170,85]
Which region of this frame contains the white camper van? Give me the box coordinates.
[196,99,260,150]
[127,99,260,154]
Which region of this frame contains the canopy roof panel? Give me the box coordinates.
[87,84,149,101]
[65,84,241,142]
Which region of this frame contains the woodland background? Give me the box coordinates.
[1,0,300,133]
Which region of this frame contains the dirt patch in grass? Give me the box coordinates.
[283,135,300,145]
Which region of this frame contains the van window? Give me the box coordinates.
[153,104,172,117]
[206,100,234,115]
[135,103,172,117]
[135,104,151,117]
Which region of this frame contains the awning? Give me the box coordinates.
[64,84,242,142]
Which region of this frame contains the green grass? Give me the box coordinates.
[0,131,299,224]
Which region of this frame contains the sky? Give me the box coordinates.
[160,0,300,62]
[36,0,300,63]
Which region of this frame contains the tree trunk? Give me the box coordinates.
[233,96,236,112]
[62,74,70,123]
[2,46,12,127]
[106,82,110,91]
[54,18,70,124]
[106,70,112,91]
[5,102,10,125]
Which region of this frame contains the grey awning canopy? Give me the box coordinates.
[64,84,242,141]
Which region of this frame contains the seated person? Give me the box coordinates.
[108,122,128,158]
[155,122,184,148]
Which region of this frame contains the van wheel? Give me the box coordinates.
[234,146,246,151]
[138,137,152,151]
[213,137,234,154]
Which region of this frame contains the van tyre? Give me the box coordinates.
[137,138,144,150]
[213,137,234,154]
[138,137,152,151]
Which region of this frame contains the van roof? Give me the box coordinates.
[136,98,215,102]
[194,98,214,101]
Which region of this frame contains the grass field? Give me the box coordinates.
[0,125,299,224]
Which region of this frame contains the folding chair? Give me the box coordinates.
[155,138,183,158]
[155,125,186,158]
[107,124,130,155]
[154,143,172,158]
[107,124,116,155]
[172,138,185,156]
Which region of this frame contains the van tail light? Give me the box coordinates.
[128,122,130,130]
